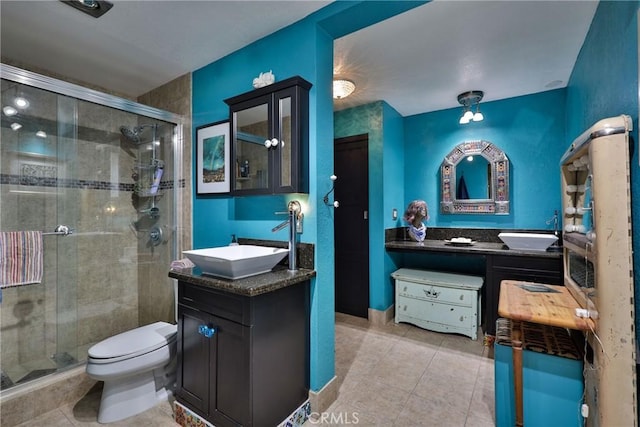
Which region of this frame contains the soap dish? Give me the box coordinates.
[445,237,475,247]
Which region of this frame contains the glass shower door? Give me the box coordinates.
[1,65,181,392]
[0,81,80,386]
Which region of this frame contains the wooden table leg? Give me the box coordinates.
[512,325,524,427]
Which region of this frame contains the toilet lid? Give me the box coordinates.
[88,321,177,359]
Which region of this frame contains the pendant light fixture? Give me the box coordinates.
[60,0,113,18]
[457,90,484,124]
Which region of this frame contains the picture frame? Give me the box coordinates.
[196,120,230,194]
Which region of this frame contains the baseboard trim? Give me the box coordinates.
[308,375,338,415]
[368,305,394,326]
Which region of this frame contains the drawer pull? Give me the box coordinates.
[198,324,217,338]
[424,288,440,298]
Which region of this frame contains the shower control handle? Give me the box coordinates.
[198,324,216,338]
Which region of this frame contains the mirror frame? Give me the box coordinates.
[440,140,509,215]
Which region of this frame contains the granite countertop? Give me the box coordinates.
[169,266,316,297]
[385,239,562,258]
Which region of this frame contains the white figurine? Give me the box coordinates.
[252,70,275,88]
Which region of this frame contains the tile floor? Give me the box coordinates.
[13,382,178,427]
[309,313,495,426]
[15,313,495,426]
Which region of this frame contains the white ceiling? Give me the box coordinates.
[1,0,598,117]
[335,0,599,116]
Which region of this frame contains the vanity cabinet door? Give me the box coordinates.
[177,304,250,426]
[213,315,250,426]
[177,305,213,416]
[226,76,311,195]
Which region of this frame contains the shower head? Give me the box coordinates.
[120,126,141,142]
[120,124,158,143]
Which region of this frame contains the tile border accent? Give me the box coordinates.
[278,399,311,427]
[174,401,214,427]
[175,399,311,427]
[0,173,185,191]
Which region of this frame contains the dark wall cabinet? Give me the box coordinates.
[177,281,309,427]
[485,254,563,335]
[225,76,312,195]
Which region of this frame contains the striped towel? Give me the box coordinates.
[0,231,44,288]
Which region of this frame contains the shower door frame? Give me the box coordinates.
[0,63,185,388]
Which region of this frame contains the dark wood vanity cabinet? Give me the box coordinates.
[178,305,249,425]
[485,254,563,335]
[176,280,310,427]
[225,76,312,195]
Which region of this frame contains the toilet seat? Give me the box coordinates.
[88,321,177,364]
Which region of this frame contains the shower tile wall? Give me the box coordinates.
[137,72,191,325]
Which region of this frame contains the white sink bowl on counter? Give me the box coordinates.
[183,245,289,279]
[498,232,558,251]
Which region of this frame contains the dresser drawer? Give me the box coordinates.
[396,279,474,307]
[397,295,474,324]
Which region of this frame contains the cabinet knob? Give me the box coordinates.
[264,138,279,148]
[198,324,216,338]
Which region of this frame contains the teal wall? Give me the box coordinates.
[191,0,426,393]
[381,103,406,310]
[192,17,336,392]
[565,1,640,336]
[334,89,567,312]
[404,89,567,229]
[190,0,640,395]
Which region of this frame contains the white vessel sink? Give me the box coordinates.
[498,232,558,251]
[183,245,288,279]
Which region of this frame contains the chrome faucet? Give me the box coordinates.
[272,200,302,271]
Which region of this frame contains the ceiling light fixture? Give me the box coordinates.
[3,106,18,116]
[333,79,356,100]
[14,97,29,109]
[60,0,113,18]
[36,130,47,138]
[10,123,22,131]
[457,90,484,124]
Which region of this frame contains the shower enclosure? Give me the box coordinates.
[0,64,183,392]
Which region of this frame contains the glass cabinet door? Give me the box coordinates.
[227,76,310,195]
[278,95,292,189]
[233,99,270,192]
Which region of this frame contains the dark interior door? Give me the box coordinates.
[334,134,369,318]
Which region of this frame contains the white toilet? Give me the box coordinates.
[86,321,177,423]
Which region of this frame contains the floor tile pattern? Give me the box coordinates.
[13,313,495,426]
[308,313,495,426]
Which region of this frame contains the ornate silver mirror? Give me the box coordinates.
[440,140,509,214]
